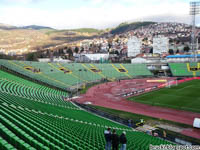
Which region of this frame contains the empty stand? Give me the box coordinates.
[169,63,200,77]
[0,60,152,90]
[0,65,172,149]
[0,92,172,150]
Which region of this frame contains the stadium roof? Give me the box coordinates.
[166,55,200,58]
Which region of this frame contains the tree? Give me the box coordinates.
[115,50,119,56]
[0,54,14,60]
[98,44,102,51]
[58,49,64,54]
[54,50,59,57]
[168,49,174,55]
[46,49,50,56]
[184,46,190,52]
[67,48,73,58]
[74,47,79,53]
[176,40,180,44]
[116,38,119,43]
[143,37,148,41]
[26,53,37,61]
[37,51,44,58]
[149,48,153,54]
[108,43,112,49]
[80,47,84,53]
[169,39,173,43]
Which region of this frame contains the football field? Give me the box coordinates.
[128,80,200,113]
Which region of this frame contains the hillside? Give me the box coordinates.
[0,23,17,30]
[19,25,55,30]
[0,24,55,31]
[0,23,103,55]
[71,28,102,33]
[47,28,103,35]
[110,21,156,34]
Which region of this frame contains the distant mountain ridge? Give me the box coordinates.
[70,28,102,33]
[19,25,55,30]
[0,23,17,30]
[0,23,55,30]
[0,22,156,33]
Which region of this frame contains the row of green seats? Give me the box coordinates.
[0,100,172,150]
[0,91,128,128]
[169,63,200,77]
[0,59,152,90]
[0,59,172,149]
[0,60,70,89]
[0,70,73,107]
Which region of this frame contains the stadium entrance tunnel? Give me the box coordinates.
[189,67,200,71]
[187,63,200,72]
[90,68,101,73]
[24,66,41,73]
[59,68,72,74]
[118,68,127,73]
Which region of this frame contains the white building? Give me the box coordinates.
[131,57,147,64]
[38,57,72,63]
[0,49,6,54]
[127,36,142,57]
[74,53,109,63]
[153,36,169,54]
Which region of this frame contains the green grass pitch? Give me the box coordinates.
[128,80,200,113]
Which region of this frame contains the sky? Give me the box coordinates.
[0,0,197,29]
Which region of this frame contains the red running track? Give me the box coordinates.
[75,78,200,139]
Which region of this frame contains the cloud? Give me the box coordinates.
[2,0,41,4]
[0,0,193,29]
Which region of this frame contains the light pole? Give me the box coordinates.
[77,69,82,96]
[197,36,199,58]
[77,81,78,96]
[190,1,200,62]
[174,69,178,86]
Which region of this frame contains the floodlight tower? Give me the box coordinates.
[190,1,200,62]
